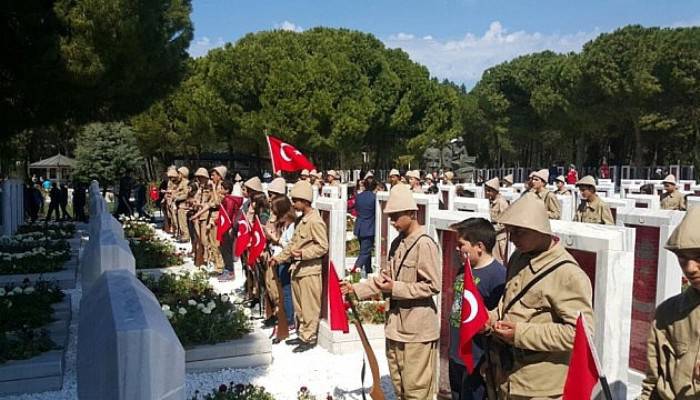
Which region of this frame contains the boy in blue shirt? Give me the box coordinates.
[448,218,506,400]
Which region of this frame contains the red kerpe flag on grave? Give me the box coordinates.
[216,205,232,242]
[328,261,350,333]
[459,258,489,373]
[563,314,601,400]
[266,135,315,174]
[234,217,252,257]
[247,216,267,266]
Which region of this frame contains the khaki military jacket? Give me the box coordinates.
[354,227,441,343]
[488,243,594,397]
[173,179,190,209]
[640,288,700,400]
[660,191,687,211]
[166,180,177,204]
[574,195,614,225]
[411,186,424,194]
[194,182,213,221]
[555,188,572,196]
[273,209,328,278]
[525,189,561,220]
[207,181,223,224]
[490,194,510,223]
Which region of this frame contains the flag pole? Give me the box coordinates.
[265,134,277,174]
[581,312,613,400]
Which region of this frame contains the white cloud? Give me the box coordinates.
[276,20,304,32]
[384,21,600,88]
[188,36,225,58]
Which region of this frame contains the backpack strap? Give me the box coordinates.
[501,260,575,317]
[393,234,436,280]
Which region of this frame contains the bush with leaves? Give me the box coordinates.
[17,222,76,239]
[191,383,275,400]
[129,238,183,270]
[0,234,72,275]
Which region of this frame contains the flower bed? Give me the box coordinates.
[16,223,76,239]
[138,272,250,347]
[121,217,184,269]
[0,233,72,275]
[191,383,276,400]
[121,216,157,240]
[0,280,64,363]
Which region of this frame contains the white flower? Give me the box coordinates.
[201,307,211,314]
[163,310,174,319]
[188,299,197,306]
[12,287,22,295]
[196,303,205,310]
[178,307,187,315]
[23,287,35,295]
[0,288,5,296]
[220,295,229,303]
[207,301,216,310]
[175,275,180,281]
[243,308,251,317]
[161,304,170,312]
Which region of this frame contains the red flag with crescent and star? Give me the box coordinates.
[266,135,316,174]
[215,205,232,242]
[247,216,267,266]
[328,261,350,333]
[234,217,252,257]
[459,258,489,373]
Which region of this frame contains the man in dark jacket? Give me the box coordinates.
[352,179,377,275]
[59,183,71,220]
[72,181,87,222]
[46,182,61,221]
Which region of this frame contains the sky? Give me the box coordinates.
[188,0,700,88]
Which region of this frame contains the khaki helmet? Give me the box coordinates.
[484,177,500,192]
[444,171,454,181]
[268,177,287,195]
[665,207,700,252]
[497,195,552,236]
[383,184,418,214]
[290,180,313,202]
[177,166,190,178]
[300,169,310,177]
[389,169,400,177]
[504,174,513,184]
[531,169,549,183]
[234,173,242,182]
[364,171,374,179]
[244,176,263,193]
[211,166,227,179]
[576,175,597,189]
[405,170,420,180]
[555,175,566,184]
[315,171,323,179]
[194,167,209,179]
[327,170,337,179]
[662,174,677,186]
[166,167,178,178]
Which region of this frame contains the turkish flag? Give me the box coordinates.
[459,258,489,373]
[266,135,315,173]
[216,205,232,242]
[234,217,252,257]
[246,216,267,266]
[563,314,601,400]
[328,261,349,333]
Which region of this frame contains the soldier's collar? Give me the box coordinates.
[527,242,566,273]
[401,226,426,246]
[586,195,601,210]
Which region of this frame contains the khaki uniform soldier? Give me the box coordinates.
[444,170,455,185]
[502,174,514,188]
[388,168,401,187]
[326,170,341,187]
[342,184,441,400]
[574,175,614,225]
[660,174,687,211]
[173,166,191,242]
[640,207,700,399]
[524,169,561,220]
[553,175,571,196]
[206,166,227,272]
[263,177,286,309]
[406,170,423,193]
[192,168,214,266]
[165,167,178,234]
[486,195,594,399]
[270,180,328,352]
[299,169,310,181]
[485,177,510,261]
[268,177,287,200]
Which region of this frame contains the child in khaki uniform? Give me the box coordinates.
[640,207,700,399]
[342,184,441,400]
[574,175,614,225]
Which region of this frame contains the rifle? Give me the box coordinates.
[347,294,385,400]
[273,263,289,341]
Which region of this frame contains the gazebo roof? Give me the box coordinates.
[29,153,76,168]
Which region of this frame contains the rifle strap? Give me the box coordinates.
[501,260,574,317]
[393,234,435,280]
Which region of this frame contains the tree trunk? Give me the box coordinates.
[633,122,643,168]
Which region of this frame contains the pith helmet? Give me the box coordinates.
[406,170,420,180]
[389,169,400,177]
[364,171,374,179]
[290,180,313,202]
[268,177,287,195]
[327,170,336,179]
[665,207,700,252]
[484,177,500,192]
[662,174,677,186]
[166,167,178,178]
[497,195,552,236]
[383,184,418,214]
[194,168,209,178]
[300,169,309,177]
[531,169,549,183]
[503,174,513,185]
[576,175,597,188]
[234,173,242,182]
[244,177,263,193]
[177,166,189,178]
[555,175,566,184]
[444,171,454,181]
[211,166,227,179]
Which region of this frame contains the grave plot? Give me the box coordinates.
[438,184,455,210]
[600,197,634,223]
[624,194,660,210]
[687,196,700,210]
[1,180,24,236]
[555,194,574,221]
[0,281,71,396]
[616,209,685,385]
[453,197,489,213]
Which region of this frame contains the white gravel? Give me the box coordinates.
[1,225,396,400]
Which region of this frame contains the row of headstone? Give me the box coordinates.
[77,181,185,400]
[1,179,24,236]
